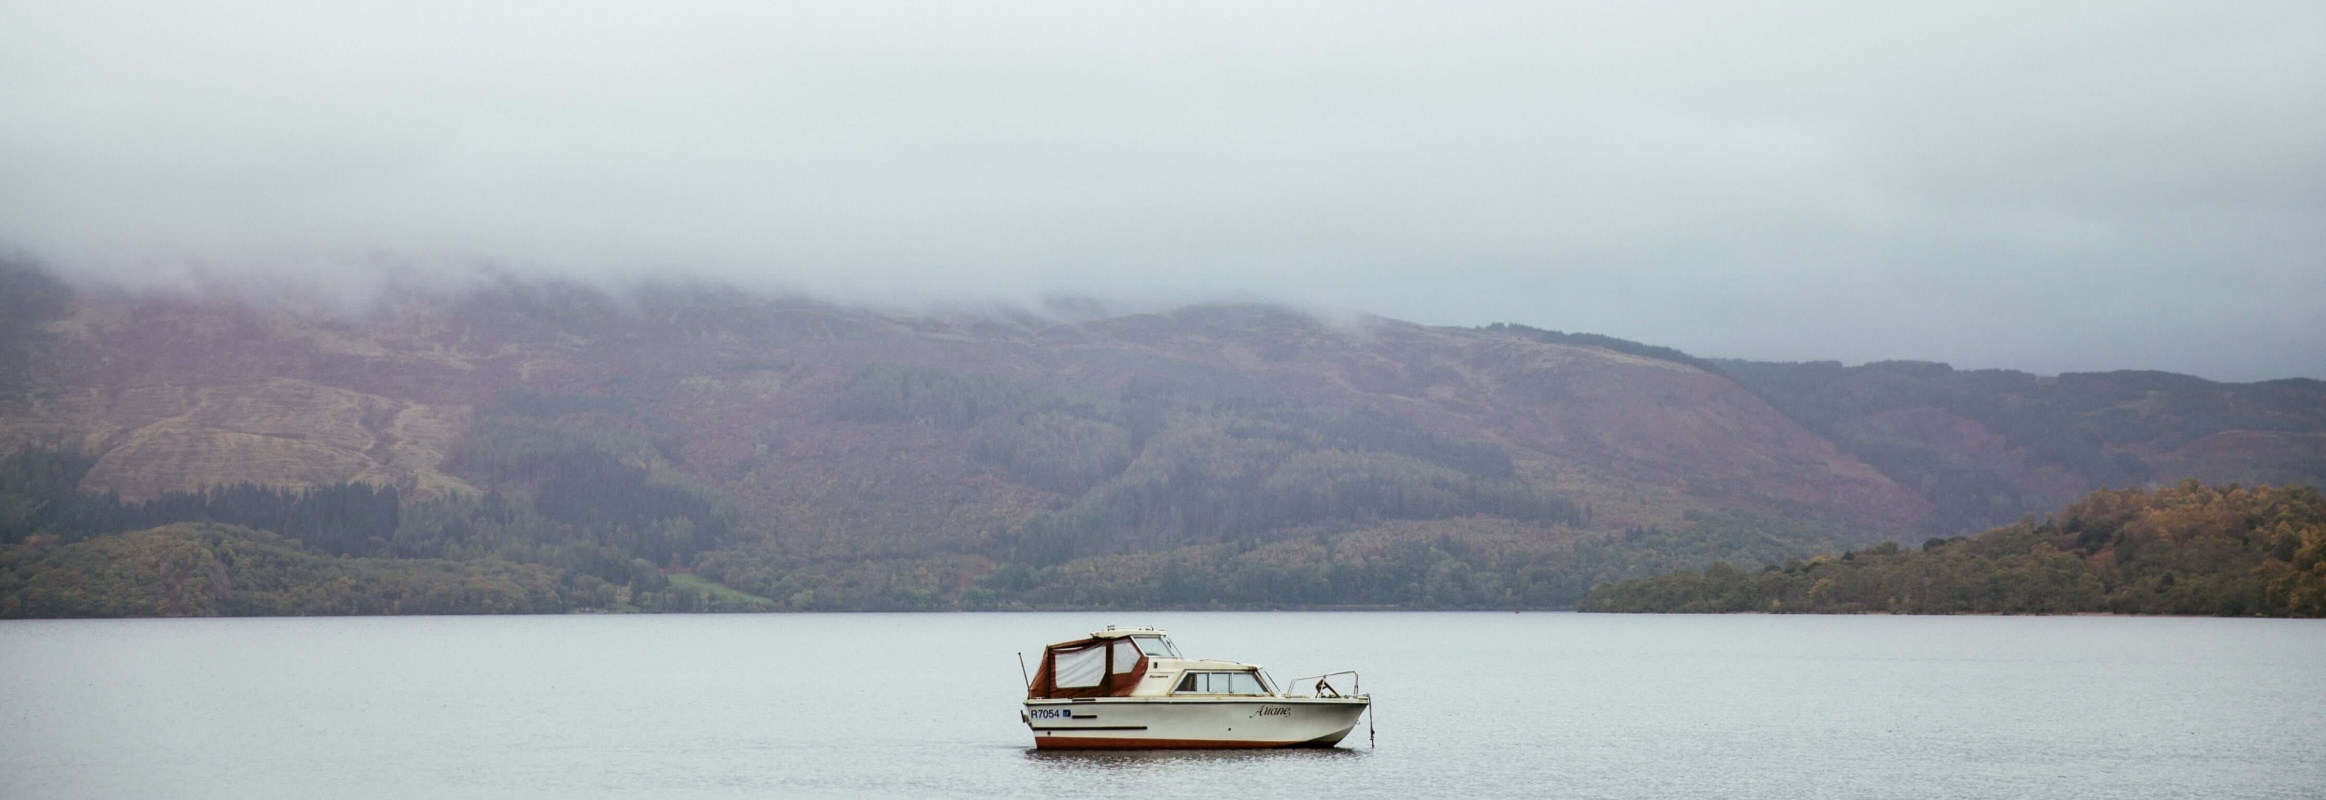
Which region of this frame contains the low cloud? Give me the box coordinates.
[1,1,2319,379]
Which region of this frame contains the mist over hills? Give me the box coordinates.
[3,261,2320,614]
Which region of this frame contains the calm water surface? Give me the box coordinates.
[2,613,2321,799]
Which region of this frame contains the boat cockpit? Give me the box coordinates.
[1027,626,1302,701]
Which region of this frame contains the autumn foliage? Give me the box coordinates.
[1581,481,2326,617]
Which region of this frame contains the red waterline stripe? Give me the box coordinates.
[1032,736,1319,750]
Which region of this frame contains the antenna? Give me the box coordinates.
[1016,651,1031,689]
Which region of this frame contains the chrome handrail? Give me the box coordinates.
[1284,670,1361,698]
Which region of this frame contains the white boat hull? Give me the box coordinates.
[1023,696,1369,749]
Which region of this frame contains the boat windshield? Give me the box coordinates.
[1173,670,1270,696]
[1130,635,1181,658]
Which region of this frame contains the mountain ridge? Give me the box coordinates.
[3,263,2320,612]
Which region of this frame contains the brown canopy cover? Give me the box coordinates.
[1026,636,1149,699]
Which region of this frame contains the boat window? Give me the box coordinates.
[1131,635,1180,659]
[1172,670,1270,696]
[1054,645,1105,688]
[1224,672,1266,695]
[1110,639,1142,674]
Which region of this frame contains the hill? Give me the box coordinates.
[2,259,2320,613]
[1718,358,2326,535]
[1578,481,2326,617]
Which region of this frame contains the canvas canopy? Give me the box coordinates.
[1053,643,1106,688]
[1025,634,1164,699]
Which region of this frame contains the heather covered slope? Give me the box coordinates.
[2,263,2319,613]
[0,277,1928,537]
[1719,359,2326,536]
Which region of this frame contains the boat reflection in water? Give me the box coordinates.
[1019,627,1371,750]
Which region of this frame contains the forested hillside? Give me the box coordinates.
[0,447,766,615]
[2,259,2319,615]
[1580,481,2326,617]
[1,523,572,617]
[1718,359,2326,535]
[1481,323,2326,538]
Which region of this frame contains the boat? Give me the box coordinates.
[1019,626,1371,749]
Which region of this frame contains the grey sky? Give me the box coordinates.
[1,1,2320,380]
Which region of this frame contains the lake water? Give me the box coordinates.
[2,613,2321,799]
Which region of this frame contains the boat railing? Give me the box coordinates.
[1284,670,1361,698]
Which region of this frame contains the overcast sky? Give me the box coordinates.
[1,2,2320,380]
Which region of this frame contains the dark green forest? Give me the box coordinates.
[0,417,770,616]
[1,523,572,617]
[683,506,1837,612]
[1580,481,2326,617]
